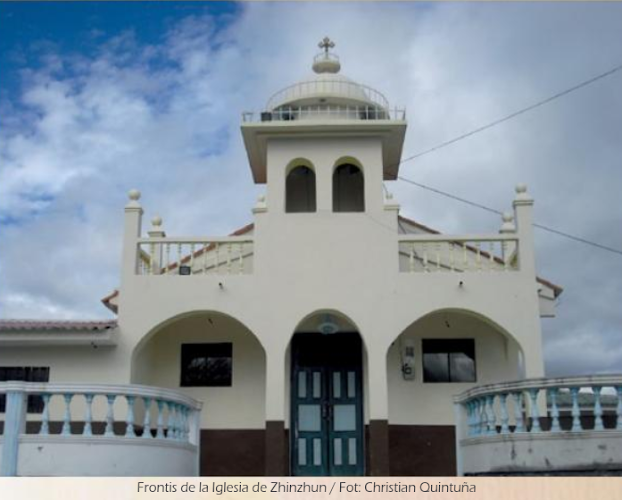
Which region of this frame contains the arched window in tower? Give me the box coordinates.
[286,166,317,213]
[333,164,365,212]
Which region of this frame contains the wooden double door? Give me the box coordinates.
[290,332,364,476]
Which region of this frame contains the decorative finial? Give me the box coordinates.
[128,189,141,201]
[318,36,335,55]
[500,211,516,233]
[151,215,162,228]
[515,183,527,194]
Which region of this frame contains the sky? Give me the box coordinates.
[0,2,621,377]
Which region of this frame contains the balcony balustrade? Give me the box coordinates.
[454,375,622,475]
[136,237,254,276]
[0,382,202,476]
[398,234,519,273]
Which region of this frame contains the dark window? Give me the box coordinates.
[422,339,476,383]
[0,367,50,413]
[286,166,316,213]
[181,343,232,387]
[333,164,364,212]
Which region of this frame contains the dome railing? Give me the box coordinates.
[266,79,390,111]
[242,105,406,123]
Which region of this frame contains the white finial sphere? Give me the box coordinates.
[151,215,162,227]
[502,211,514,222]
[128,189,141,201]
[515,183,527,194]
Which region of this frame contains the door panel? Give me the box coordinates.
[291,333,364,476]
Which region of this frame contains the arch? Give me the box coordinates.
[385,307,525,425]
[285,159,316,213]
[333,160,364,212]
[131,310,266,432]
[286,309,369,475]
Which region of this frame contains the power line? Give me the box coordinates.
[397,62,622,165]
[396,175,622,256]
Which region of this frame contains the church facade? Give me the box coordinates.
[11,39,618,478]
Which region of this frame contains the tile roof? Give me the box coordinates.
[0,319,118,332]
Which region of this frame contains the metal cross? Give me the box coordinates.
[318,37,335,55]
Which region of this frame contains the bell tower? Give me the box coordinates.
[241,38,407,217]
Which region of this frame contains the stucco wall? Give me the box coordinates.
[132,313,266,429]
[387,312,520,425]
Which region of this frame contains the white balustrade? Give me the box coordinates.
[455,375,622,439]
[242,105,406,122]
[399,234,519,273]
[0,382,202,476]
[137,237,253,276]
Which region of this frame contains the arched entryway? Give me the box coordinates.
[132,311,266,476]
[288,311,366,476]
[385,308,524,476]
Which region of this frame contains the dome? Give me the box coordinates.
[266,37,389,113]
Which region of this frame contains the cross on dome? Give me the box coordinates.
[318,36,335,55]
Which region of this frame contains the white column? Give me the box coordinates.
[121,189,143,280]
[513,184,536,277]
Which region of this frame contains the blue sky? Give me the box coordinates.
[0,2,621,377]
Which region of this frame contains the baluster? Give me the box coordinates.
[39,393,50,435]
[190,243,195,272]
[465,402,473,436]
[61,393,72,436]
[476,242,482,271]
[593,386,604,431]
[142,397,152,438]
[409,244,415,272]
[156,400,165,438]
[485,395,496,434]
[449,243,455,272]
[478,397,488,435]
[167,402,176,440]
[165,243,171,273]
[422,243,429,272]
[149,242,156,275]
[488,241,495,270]
[512,391,524,433]
[499,393,510,434]
[202,243,208,274]
[435,243,441,270]
[548,388,561,432]
[83,393,93,436]
[227,243,232,274]
[473,399,482,436]
[238,243,244,274]
[105,394,116,436]
[462,243,468,270]
[616,386,622,430]
[528,388,541,432]
[215,243,220,274]
[502,241,509,271]
[570,387,581,431]
[177,243,182,272]
[183,406,190,441]
[126,395,136,437]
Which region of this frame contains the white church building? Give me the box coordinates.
[1,39,621,477]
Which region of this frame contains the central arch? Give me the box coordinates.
[286,310,367,476]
